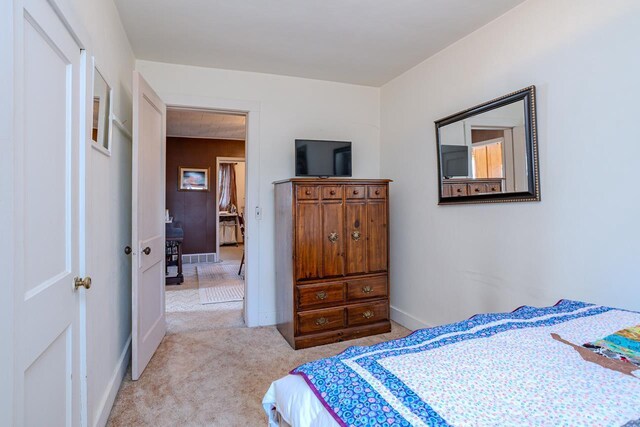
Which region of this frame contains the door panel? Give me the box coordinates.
[295,202,322,280]
[322,202,344,278]
[132,71,166,380]
[345,202,366,275]
[367,201,388,273]
[15,0,83,425]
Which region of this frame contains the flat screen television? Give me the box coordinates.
[441,144,469,178]
[295,139,352,177]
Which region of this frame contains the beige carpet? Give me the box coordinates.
[107,322,410,426]
[165,263,245,335]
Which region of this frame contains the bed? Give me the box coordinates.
[263,300,640,426]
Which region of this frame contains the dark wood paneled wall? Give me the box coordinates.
[166,137,245,254]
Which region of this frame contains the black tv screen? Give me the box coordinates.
[295,139,352,177]
[441,144,469,178]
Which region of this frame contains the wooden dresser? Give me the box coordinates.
[442,178,504,197]
[274,178,391,349]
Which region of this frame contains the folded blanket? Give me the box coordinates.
[585,324,640,367]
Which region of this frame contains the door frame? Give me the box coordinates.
[162,94,261,327]
[215,156,246,257]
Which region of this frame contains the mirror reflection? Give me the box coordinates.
[436,87,539,204]
[92,68,111,150]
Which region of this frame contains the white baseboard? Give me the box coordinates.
[390,306,431,331]
[94,335,131,427]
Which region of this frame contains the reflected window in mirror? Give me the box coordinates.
[91,65,112,153]
[435,87,539,204]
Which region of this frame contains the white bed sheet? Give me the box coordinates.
[262,374,339,427]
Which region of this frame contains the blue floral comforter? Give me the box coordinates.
[291,300,640,426]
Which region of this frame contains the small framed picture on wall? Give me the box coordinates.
[179,167,209,191]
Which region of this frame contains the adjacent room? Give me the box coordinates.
[2,0,639,426]
[164,108,247,332]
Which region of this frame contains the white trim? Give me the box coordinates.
[112,114,132,140]
[160,92,261,327]
[216,156,246,255]
[93,336,131,427]
[390,305,432,331]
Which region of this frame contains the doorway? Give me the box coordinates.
[164,108,247,333]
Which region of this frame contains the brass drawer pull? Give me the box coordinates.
[328,232,339,243]
[362,285,373,294]
[353,190,359,195]
[375,189,381,195]
[330,190,336,195]
[351,231,361,241]
[315,291,328,300]
[362,310,374,319]
[315,317,328,326]
[305,189,311,195]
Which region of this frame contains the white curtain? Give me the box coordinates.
[218,163,237,212]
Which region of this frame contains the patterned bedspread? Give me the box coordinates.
[291,300,640,426]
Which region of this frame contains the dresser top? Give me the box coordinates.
[273,178,392,185]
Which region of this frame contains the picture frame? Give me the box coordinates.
[179,167,210,191]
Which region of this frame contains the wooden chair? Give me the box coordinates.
[237,213,245,276]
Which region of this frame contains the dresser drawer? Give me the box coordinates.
[486,182,501,193]
[297,282,345,309]
[298,307,345,334]
[347,301,388,327]
[367,185,387,199]
[296,186,319,200]
[450,184,468,197]
[346,276,387,301]
[321,186,343,200]
[346,185,365,199]
[469,183,487,195]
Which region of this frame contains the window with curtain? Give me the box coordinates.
[218,163,237,212]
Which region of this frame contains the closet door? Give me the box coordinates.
[367,199,388,273]
[345,202,366,275]
[322,201,344,278]
[295,202,322,280]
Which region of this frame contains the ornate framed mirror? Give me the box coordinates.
[435,86,539,205]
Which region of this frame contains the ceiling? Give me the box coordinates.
[167,109,246,140]
[114,0,526,86]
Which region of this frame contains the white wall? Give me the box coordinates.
[136,60,381,325]
[65,0,135,425]
[381,0,640,330]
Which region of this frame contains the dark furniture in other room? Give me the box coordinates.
[166,222,184,285]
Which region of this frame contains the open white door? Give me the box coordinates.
[132,71,167,380]
[12,0,85,424]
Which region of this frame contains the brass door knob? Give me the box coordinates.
[124,246,132,255]
[315,317,328,326]
[362,310,374,319]
[315,291,328,300]
[74,276,92,290]
[328,232,339,243]
[142,247,151,255]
